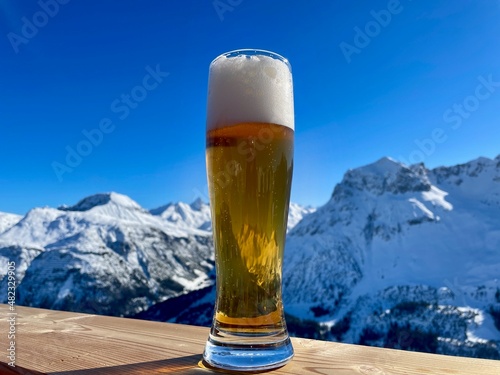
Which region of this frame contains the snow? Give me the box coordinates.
[287,203,316,232]
[150,199,212,232]
[172,269,212,290]
[421,186,453,211]
[0,212,22,234]
[408,198,435,219]
[466,307,500,343]
[61,192,142,212]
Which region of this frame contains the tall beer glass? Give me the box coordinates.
[203,49,295,371]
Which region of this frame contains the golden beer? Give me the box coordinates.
[206,122,293,334]
[203,49,294,371]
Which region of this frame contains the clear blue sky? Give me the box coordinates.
[1,0,499,214]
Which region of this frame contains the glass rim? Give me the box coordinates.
[210,48,291,71]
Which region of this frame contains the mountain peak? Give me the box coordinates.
[354,157,404,175]
[333,157,431,198]
[190,197,206,211]
[60,192,142,212]
[466,156,495,167]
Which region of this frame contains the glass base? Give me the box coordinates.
[203,335,294,372]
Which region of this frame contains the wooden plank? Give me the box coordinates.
[1,305,499,374]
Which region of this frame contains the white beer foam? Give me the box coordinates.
[207,52,294,131]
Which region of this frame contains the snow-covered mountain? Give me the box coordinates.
[0,192,214,316]
[282,155,500,358]
[136,155,500,359]
[284,156,500,311]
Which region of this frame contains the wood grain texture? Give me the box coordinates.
[1,305,499,374]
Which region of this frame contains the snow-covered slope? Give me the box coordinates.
[150,199,314,233]
[0,212,22,234]
[284,156,500,308]
[283,155,500,358]
[287,203,316,232]
[150,198,212,231]
[0,192,214,316]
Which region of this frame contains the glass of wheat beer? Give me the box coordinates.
[203,49,294,371]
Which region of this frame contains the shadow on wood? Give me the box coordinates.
[49,354,207,375]
[43,355,287,375]
[0,362,47,375]
[0,355,210,375]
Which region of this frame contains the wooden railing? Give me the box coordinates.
[0,305,499,374]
